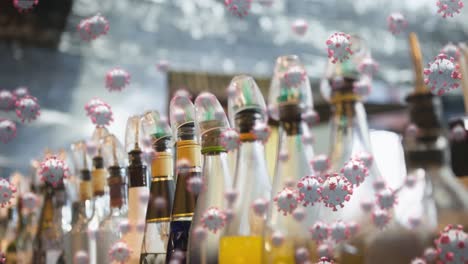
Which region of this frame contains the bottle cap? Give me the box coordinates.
[227,75,267,124]
[195,92,230,136]
[169,93,196,134]
[141,110,172,144]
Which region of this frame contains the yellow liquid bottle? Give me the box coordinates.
[219,236,263,263]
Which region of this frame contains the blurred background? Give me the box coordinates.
[0,0,467,176]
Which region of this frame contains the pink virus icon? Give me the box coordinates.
[320,173,353,211]
[297,175,322,206]
[435,224,468,263]
[89,103,113,127]
[405,174,419,188]
[0,90,16,111]
[387,13,408,35]
[353,151,374,168]
[410,258,427,264]
[153,196,167,210]
[108,241,131,263]
[13,0,38,12]
[0,178,16,207]
[302,108,320,128]
[252,122,271,143]
[295,247,310,263]
[22,192,39,211]
[424,53,462,96]
[220,128,241,152]
[360,199,374,213]
[341,158,369,186]
[77,13,109,41]
[310,154,331,176]
[201,207,226,233]
[423,247,438,262]
[372,209,391,229]
[330,220,350,242]
[317,242,334,259]
[436,0,464,18]
[136,220,146,232]
[119,219,131,234]
[408,216,422,229]
[105,68,130,92]
[73,250,89,264]
[441,43,461,61]
[225,0,252,18]
[39,156,69,187]
[451,125,466,141]
[282,66,307,88]
[224,189,238,205]
[0,119,17,144]
[13,86,29,99]
[224,208,235,223]
[192,226,208,241]
[186,176,205,195]
[316,257,334,264]
[358,57,379,77]
[15,95,40,123]
[309,221,330,242]
[156,60,170,72]
[274,187,300,216]
[373,178,387,191]
[291,19,308,36]
[139,192,150,204]
[353,78,372,98]
[84,98,105,116]
[271,231,285,247]
[252,198,269,216]
[376,187,398,210]
[292,207,306,222]
[278,149,289,162]
[326,32,353,64]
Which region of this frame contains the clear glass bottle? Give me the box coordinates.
[5,201,19,263]
[219,75,272,264]
[187,93,233,263]
[97,134,128,264]
[17,196,36,263]
[139,111,176,264]
[264,55,320,263]
[166,94,202,263]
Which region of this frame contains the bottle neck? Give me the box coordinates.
[107,166,128,210]
[92,156,107,197]
[128,149,147,188]
[278,103,303,136]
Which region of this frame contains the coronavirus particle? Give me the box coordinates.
[220,128,240,152]
[156,60,170,72]
[105,68,131,92]
[372,209,391,229]
[297,175,322,206]
[423,247,438,262]
[252,198,269,216]
[224,189,238,206]
[435,224,468,263]
[84,98,105,116]
[376,187,398,210]
[13,87,29,99]
[15,95,41,123]
[341,158,369,186]
[274,187,300,215]
[186,176,205,195]
[282,66,307,88]
[309,221,329,242]
[441,43,461,61]
[436,0,464,18]
[292,207,306,222]
[360,199,374,213]
[353,151,374,168]
[326,32,353,64]
[88,103,114,127]
[13,0,38,12]
[109,241,131,263]
[201,207,226,233]
[302,108,320,128]
[119,219,131,234]
[271,231,285,247]
[0,90,16,111]
[317,242,334,259]
[387,13,408,35]
[22,192,39,211]
[74,250,89,264]
[78,14,109,41]
[451,125,466,141]
[330,220,350,242]
[225,0,252,18]
[424,53,462,96]
[310,154,331,176]
[251,122,271,143]
[192,226,208,241]
[0,119,17,144]
[353,78,372,98]
[0,178,16,207]
[39,156,69,187]
[358,57,379,77]
[316,257,334,264]
[320,173,353,211]
[291,19,308,36]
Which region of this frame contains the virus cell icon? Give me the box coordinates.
[220,128,240,152]
[224,189,238,205]
[320,173,353,211]
[74,250,89,264]
[186,176,205,195]
[387,13,408,35]
[310,154,331,176]
[424,53,462,96]
[119,219,131,234]
[326,32,353,64]
[317,242,334,259]
[0,119,17,144]
[252,198,269,216]
[330,220,350,242]
[105,68,130,92]
[22,192,39,211]
[341,158,369,186]
[353,79,372,98]
[13,0,38,12]
[295,247,310,263]
[360,199,374,213]
[271,231,285,247]
[13,87,29,98]
[136,220,146,232]
[89,103,113,127]
[436,0,464,18]
[192,226,208,241]
[225,0,252,18]
[15,95,41,123]
[201,207,226,233]
[156,60,170,72]
[353,151,374,168]
[153,196,167,210]
[410,258,427,264]
[302,108,320,128]
[251,122,271,143]
[405,174,419,188]
[84,98,105,116]
[423,247,438,262]
[441,43,461,61]
[408,216,422,229]
[139,192,150,204]
[108,241,131,263]
[224,208,235,223]
[376,187,397,210]
[372,209,391,229]
[435,224,468,263]
[274,187,300,215]
[451,125,466,141]
[39,156,69,187]
[309,221,329,242]
[297,175,322,206]
[78,14,109,41]
[281,66,307,88]
[0,90,16,111]
[316,257,334,264]
[278,149,289,162]
[291,19,308,36]
[0,178,16,207]
[358,57,379,77]
[373,179,387,191]
[292,207,306,222]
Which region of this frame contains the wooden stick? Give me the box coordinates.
[458,43,468,112]
[408,33,427,93]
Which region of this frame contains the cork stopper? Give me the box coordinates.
[408,33,428,94]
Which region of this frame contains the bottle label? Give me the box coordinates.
[176,140,201,168]
[79,181,92,201]
[171,171,200,219]
[146,178,175,223]
[152,152,173,178]
[108,176,125,208]
[92,169,107,196]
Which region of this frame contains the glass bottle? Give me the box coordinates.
[97,134,128,264]
[187,93,233,263]
[264,55,320,263]
[166,94,202,263]
[139,111,176,264]
[17,196,36,263]
[123,115,149,264]
[219,75,272,264]
[5,201,19,263]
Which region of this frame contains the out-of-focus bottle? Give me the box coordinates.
[166,95,202,263]
[139,111,175,264]
[5,200,19,263]
[219,75,271,264]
